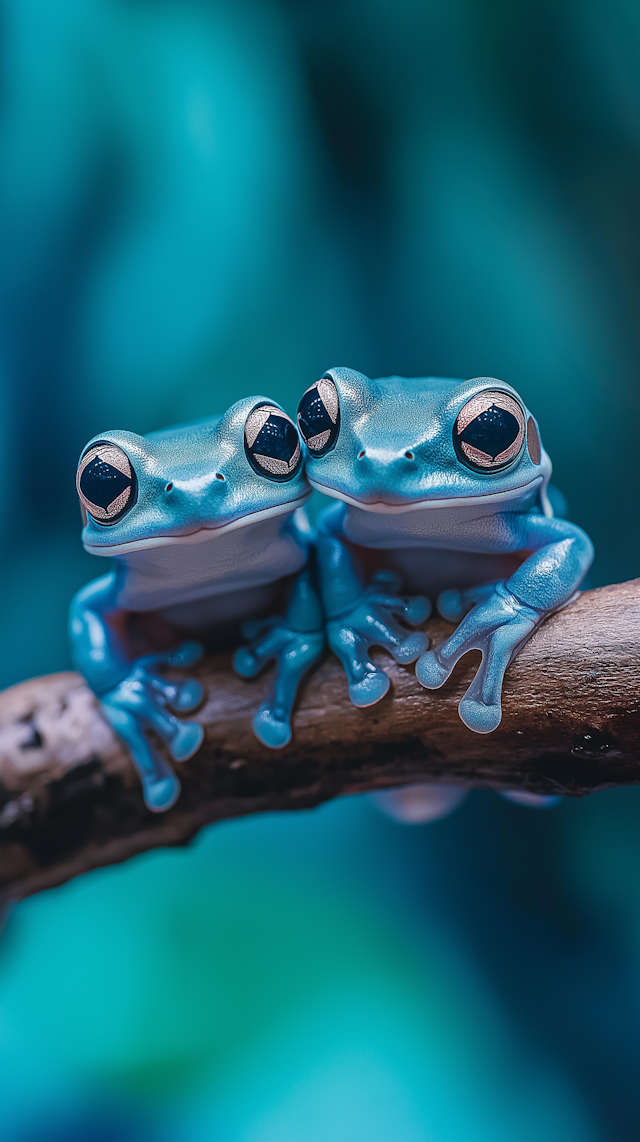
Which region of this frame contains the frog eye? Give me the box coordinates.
[244,404,302,481]
[297,376,340,457]
[77,442,137,523]
[453,390,525,471]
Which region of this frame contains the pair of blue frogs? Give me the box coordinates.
[70,368,593,812]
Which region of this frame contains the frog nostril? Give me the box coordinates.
[357,450,365,460]
[216,472,225,481]
[405,451,414,461]
[165,482,173,493]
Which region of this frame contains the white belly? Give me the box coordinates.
[372,547,524,596]
[340,493,537,553]
[338,499,535,596]
[115,511,307,613]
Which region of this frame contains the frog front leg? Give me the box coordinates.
[233,568,325,748]
[316,528,430,707]
[69,571,204,811]
[416,514,594,732]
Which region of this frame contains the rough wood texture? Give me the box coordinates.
[1,578,639,904]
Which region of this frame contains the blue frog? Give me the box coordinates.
[69,397,324,812]
[297,367,593,734]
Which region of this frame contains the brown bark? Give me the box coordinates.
[1,578,639,904]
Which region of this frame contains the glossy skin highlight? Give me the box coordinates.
[70,396,324,812]
[300,367,593,735]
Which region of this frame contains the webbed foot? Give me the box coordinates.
[327,570,430,707]
[100,641,204,811]
[416,582,540,733]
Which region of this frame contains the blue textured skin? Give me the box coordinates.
[69,396,324,812]
[300,367,594,737]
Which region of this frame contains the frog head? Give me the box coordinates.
[297,367,552,514]
[77,396,309,556]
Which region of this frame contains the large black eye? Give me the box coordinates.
[77,442,137,523]
[453,390,525,471]
[244,404,302,481]
[297,376,340,457]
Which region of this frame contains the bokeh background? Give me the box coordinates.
[1,1,640,1138]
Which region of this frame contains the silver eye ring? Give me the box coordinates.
[453,390,525,471]
[244,404,302,481]
[297,376,340,456]
[77,442,137,523]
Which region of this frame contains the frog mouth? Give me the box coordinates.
[307,475,543,512]
[83,490,312,556]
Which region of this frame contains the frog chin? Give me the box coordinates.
[307,475,543,513]
[82,489,312,556]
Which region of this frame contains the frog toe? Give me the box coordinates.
[170,721,204,762]
[437,589,465,623]
[349,669,390,707]
[234,646,259,678]
[253,703,292,749]
[170,678,204,713]
[143,773,182,813]
[370,568,403,593]
[391,630,429,664]
[403,595,431,625]
[458,695,502,734]
[415,651,450,690]
[234,625,289,680]
[163,641,203,669]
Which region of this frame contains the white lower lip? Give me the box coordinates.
[308,476,542,512]
[83,491,311,556]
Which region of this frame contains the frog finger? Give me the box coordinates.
[368,611,428,664]
[457,621,533,733]
[138,641,203,672]
[418,588,518,678]
[241,616,281,640]
[233,625,290,678]
[415,646,456,690]
[369,569,403,593]
[139,701,205,763]
[327,620,390,706]
[100,698,181,813]
[402,595,431,625]
[437,583,500,623]
[365,592,431,627]
[252,630,325,748]
[163,641,204,669]
[415,611,486,689]
[346,599,428,658]
[166,678,204,713]
[140,672,203,715]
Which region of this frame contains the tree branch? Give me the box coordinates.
[1,579,639,904]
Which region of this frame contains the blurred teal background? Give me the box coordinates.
[1,1,640,1138]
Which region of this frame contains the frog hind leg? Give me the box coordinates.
[233,569,325,748]
[319,536,430,708]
